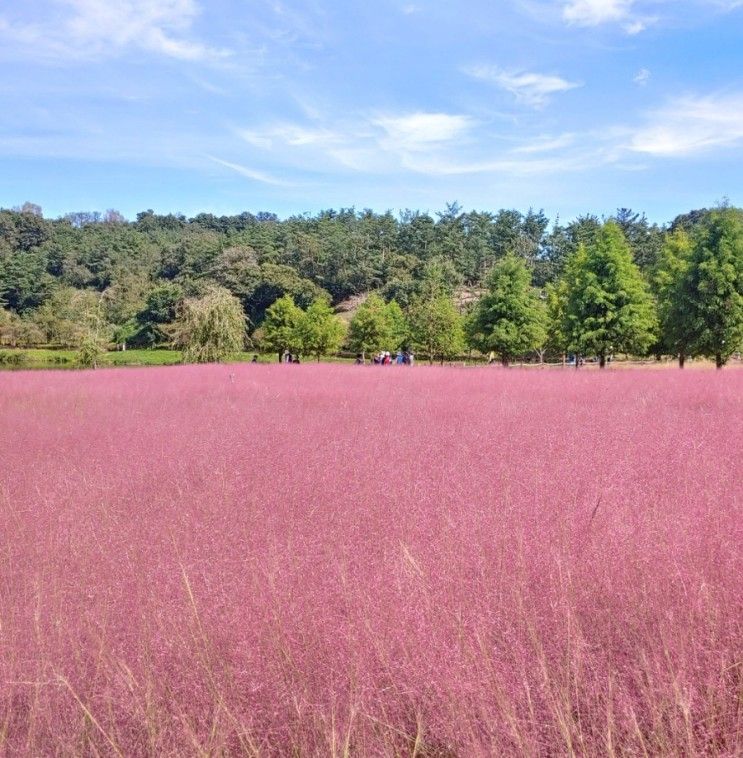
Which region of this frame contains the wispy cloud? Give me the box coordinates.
[208,156,292,185]
[374,113,474,150]
[633,68,651,86]
[628,92,743,156]
[0,0,230,62]
[562,0,634,25]
[464,66,581,107]
[560,0,657,32]
[511,133,578,153]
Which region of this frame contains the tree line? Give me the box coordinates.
[0,201,741,367]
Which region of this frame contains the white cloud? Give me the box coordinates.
[562,0,634,25]
[374,113,473,151]
[633,68,651,85]
[208,156,291,185]
[0,0,229,62]
[628,93,743,156]
[236,124,347,151]
[623,17,647,32]
[511,133,577,153]
[465,66,581,107]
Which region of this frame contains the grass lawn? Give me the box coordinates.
[0,347,356,369]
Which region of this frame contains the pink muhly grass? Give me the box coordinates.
[0,364,741,755]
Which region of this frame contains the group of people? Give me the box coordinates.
[356,350,415,366]
[280,350,301,364]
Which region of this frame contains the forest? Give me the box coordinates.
[0,201,741,366]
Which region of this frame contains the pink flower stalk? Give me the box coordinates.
[0,365,741,755]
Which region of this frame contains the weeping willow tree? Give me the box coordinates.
[171,286,247,363]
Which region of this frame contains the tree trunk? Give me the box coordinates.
[278,351,282,363]
[599,354,606,368]
[562,352,566,367]
[678,351,685,369]
[501,356,509,367]
[716,353,724,369]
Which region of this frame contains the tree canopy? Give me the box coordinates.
[466,254,546,366]
[560,222,657,367]
[679,208,743,367]
[0,203,741,367]
[407,294,464,364]
[171,286,246,363]
[347,294,402,358]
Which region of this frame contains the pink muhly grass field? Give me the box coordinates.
[0,364,741,756]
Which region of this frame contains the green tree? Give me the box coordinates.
[466,254,546,366]
[171,286,246,364]
[561,222,657,367]
[261,294,304,362]
[32,286,110,347]
[681,208,743,368]
[386,299,408,350]
[653,229,694,367]
[407,294,464,364]
[545,280,569,364]
[347,293,401,360]
[248,263,326,325]
[76,331,106,369]
[132,283,182,347]
[296,297,346,361]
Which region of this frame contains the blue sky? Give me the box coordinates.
[0,0,741,223]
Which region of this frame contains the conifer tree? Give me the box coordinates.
[681,208,743,368]
[653,229,693,367]
[561,222,657,367]
[466,254,546,366]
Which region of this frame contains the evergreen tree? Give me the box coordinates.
[466,254,546,366]
[407,294,464,364]
[261,294,303,362]
[681,208,743,368]
[545,279,570,363]
[561,222,657,367]
[653,229,693,367]
[132,283,182,347]
[296,297,346,361]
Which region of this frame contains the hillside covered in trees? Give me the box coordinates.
[1,202,741,366]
